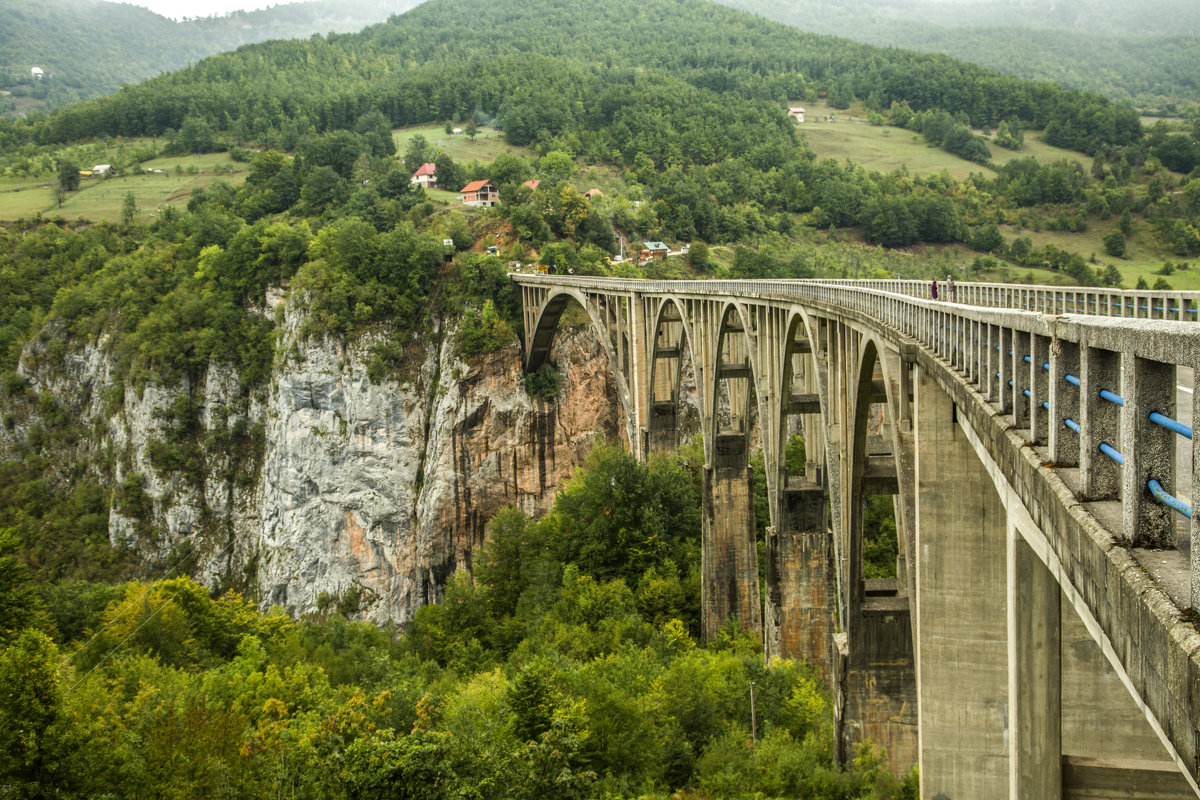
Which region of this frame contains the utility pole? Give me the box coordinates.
[749,680,757,747]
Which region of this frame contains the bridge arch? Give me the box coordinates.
[647,296,699,454]
[709,301,760,470]
[524,286,637,446]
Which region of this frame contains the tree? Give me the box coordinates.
[56,159,80,192]
[538,150,575,184]
[0,630,79,797]
[121,191,137,225]
[1103,229,1127,258]
[1103,264,1122,286]
[465,122,478,140]
[403,134,431,174]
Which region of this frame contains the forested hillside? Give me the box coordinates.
[717,0,1200,110]
[0,0,416,114]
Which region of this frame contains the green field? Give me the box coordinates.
[797,101,1095,178]
[0,152,247,222]
[393,124,532,166]
[997,221,1200,290]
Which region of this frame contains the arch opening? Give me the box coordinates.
[647,299,699,454]
[702,303,762,640]
[849,342,901,602]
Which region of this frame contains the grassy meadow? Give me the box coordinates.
[0,150,247,223]
[393,123,532,166]
[797,101,1094,179]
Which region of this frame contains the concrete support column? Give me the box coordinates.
[914,364,1010,799]
[701,464,761,641]
[1008,528,1062,799]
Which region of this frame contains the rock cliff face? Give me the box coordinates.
[13,302,622,626]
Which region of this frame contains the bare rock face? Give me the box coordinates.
[12,303,621,627]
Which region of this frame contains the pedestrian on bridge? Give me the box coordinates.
[946,275,955,302]
[931,279,939,301]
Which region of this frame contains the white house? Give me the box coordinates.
[92,164,113,176]
[410,162,437,188]
[31,67,44,79]
[788,106,806,123]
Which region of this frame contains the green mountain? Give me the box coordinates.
[0,0,419,114]
[716,0,1200,109]
[19,0,1141,157]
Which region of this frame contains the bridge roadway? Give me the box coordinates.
[512,274,1200,799]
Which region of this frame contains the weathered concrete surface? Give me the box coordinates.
[1063,757,1196,799]
[839,596,918,771]
[914,364,1011,799]
[1061,588,1170,762]
[765,525,836,681]
[1009,533,1061,797]
[701,464,761,640]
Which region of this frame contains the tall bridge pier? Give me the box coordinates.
[515,275,1200,798]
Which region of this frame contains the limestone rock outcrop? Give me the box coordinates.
[11,301,621,627]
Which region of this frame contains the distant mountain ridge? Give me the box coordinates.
[0,0,419,114]
[716,0,1200,109]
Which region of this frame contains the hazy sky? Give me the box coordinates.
[133,1,279,20]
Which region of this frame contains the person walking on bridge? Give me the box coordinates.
[931,278,939,301]
[946,275,955,302]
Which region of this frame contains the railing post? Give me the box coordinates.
[1031,334,1051,445]
[1049,338,1080,467]
[1012,329,1031,430]
[1122,356,1176,547]
[1080,345,1120,500]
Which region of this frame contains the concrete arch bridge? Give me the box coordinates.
[512,274,1200,799]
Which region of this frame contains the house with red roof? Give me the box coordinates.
[411,162,437,188]
[584,188,603,199]
[521,179,540,190]
[460,179,499,207]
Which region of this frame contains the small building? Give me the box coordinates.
[584,188,603,199]
[92,164,112,176]
[31,67,44,79]
[521,179,540,190]
[460,179,498,207]
[410,162,437,188]
[788,106,806,123]
[640,241,669,261]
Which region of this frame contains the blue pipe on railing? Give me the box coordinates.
[1023,389,1032,398]
[1043,401,1050,410]
[1064,418,1081,434]
[1042,362,1050,371]
[1149,412,1193,440]
[1099,442,1124,465]
[1099,390,1124,407]
[1149,480,1192,519]
[1065,373,1081,387]
[1023,355,1032,363]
